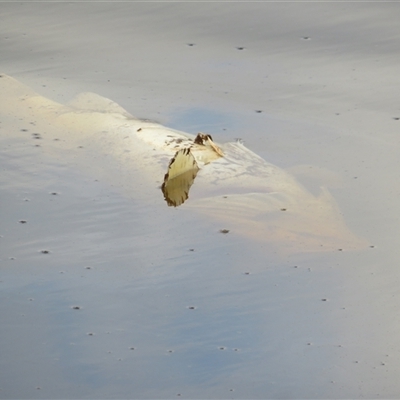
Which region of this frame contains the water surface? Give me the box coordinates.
[1,3,399,399]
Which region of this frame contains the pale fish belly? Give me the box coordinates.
[0,74,368,253]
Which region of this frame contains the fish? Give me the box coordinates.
[0,73,368,253]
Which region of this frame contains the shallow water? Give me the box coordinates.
[1,3,400,399]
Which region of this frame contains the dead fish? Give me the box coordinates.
[0,73,368,253]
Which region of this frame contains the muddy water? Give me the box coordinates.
[1,3,400,399]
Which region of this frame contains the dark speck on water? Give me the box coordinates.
[219,229,229,234]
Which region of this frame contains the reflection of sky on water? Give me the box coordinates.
[0,251,333,397]
[167,107,237,139]
[1,2,400,398]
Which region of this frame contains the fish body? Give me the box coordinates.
[0,74,368,253]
